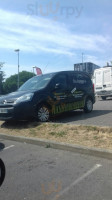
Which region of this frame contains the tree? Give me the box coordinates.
[0,62,5,95]
[3,71,34,94]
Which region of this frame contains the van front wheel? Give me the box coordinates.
[37,105,50,122]
[84,98,93,113]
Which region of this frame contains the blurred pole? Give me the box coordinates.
[82,53,83,69]
[15,49,20,89]
[33,67,36,76]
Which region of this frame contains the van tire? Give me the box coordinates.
[101,96,106,100]
[84,98,93,113]
[37,105,50,122]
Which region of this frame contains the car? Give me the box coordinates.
[0,71,95,122]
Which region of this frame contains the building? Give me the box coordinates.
[74,62,100,78]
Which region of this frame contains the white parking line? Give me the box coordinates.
[53,164,102,200]
[4,145,15,150]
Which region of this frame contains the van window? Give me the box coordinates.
[19,73,55,91]
[71,73,91,87]
[52,74,67,89]
[77,74,91,86]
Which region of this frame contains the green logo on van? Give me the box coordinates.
[52,100,84,115]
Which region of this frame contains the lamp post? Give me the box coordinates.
[82,53,83,67]
[15,49,20,89]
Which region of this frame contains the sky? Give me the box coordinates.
[0,0,112,78]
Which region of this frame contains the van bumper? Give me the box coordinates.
[0,102,35,121]
[96,90,112,97]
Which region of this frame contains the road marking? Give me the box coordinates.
[4,145,15,150]
[53,164,102,200]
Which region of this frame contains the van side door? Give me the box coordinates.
[48,73,70,115]
[51,73,69,102]
[69,73,86,105]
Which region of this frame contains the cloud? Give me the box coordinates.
[0,8,111,56]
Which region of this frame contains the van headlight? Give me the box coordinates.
[14,93,34,104]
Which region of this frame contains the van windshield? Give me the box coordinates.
[18,73,55,91]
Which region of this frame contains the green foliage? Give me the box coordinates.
[0,62,5,95]
[3,71,34,94]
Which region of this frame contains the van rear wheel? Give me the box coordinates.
[37,105,50,122]
[84,98,93,113]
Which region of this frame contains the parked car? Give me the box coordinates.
[0,71,95,122]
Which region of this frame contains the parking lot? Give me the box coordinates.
[0,97,112,200]
[0,139,112,200]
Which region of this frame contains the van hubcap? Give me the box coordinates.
[38,107,49,122]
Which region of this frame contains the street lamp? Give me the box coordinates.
[15,49,20,89]
[82,53,84,66]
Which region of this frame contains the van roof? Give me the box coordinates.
[42,70,90,76]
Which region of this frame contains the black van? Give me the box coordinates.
[0,71,95,122]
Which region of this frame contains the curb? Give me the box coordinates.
[0,133,112,160]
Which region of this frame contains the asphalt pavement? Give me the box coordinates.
[0,97,112,199]
[0,139,112,200]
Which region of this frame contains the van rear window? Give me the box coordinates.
[72,73,91,86]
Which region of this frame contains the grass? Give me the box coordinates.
[52,124,61,128]
[29,129,37,136]
[49,131,66,137]
[0,121,112,150]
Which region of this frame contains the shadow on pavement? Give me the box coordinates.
[52,109,112,123]
[0,120,41,130]
[0,109,112,127]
